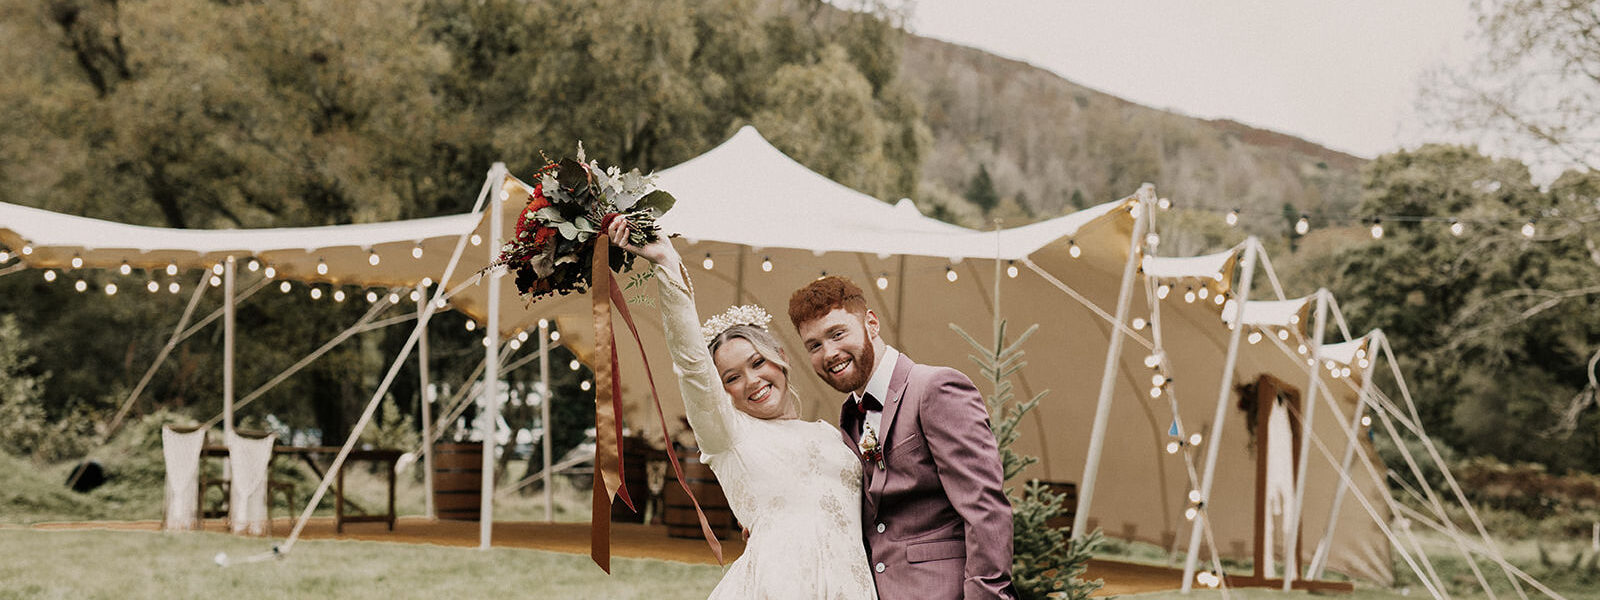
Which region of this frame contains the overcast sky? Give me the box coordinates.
[905,1,1477,159]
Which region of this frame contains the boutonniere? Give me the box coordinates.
[859,422,885,470]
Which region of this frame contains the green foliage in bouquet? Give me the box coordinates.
[952,320,1104,600]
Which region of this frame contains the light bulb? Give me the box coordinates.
[510,339,522,350]
[168,282,180,294]
[1340,367,1352,377]
[1158,197,1172,210]
[166,263,178,276]
[247,259,259,272]
[946,267,958,282]
[1149,386,1162,398]
[388,292,400,304]
[422,277,433,288]
[538,318,549,328]
[368,251,381,266]
[1361,415,1372,427]
[470,234,483,246]
[1277,329,1290,340]
[876,274,889,290]
[333,290,346,302]
[433,298,447,308]
[0,250,10,263]
[21,245,32,255]
[1248,331,1263,345]
[1189,432,1203,446]
[71,256,84,269]
[310,288,323,300]
[1183,289,1196,303]
[279,281,292,293]
[409,290,421,302]
[366,291,378,303]
[466,320,476,332]
[119,261,131,275]
[74,280,87,292]
[1370,220,1384,239]
[1197,287,1209,300]
[1188,490,1203,503]
[1068,241,1081,259]
[104,283,117,295]
[1226,209,1239,226]
[517,331,530,343]
[550,331,561,342]
[211,263,223,275]
[1144,354,1162,368]
[412,245,424,259]
[761,257,773,272]
[1185,507,1198,521]
[569,360,580,371]
[146,281,159,293]
[702,253,714,270]
[1295,215,1310,235]
[1006,261,1018,278]
[1166,441,1181,454]
[1297,344,1308,355]
[1522,220,1536,238]
[1145,232,1161,248]
[316,259,328,275]
[580,380,592,391]
[1156,284,1170,300]
[1151,374,1166,386]
[209,275,221,287]
[1212,293,1225,306]
[263,266,276,279]
[1131,317,1147,331]
[1290,314,1301,324]
[43,270,56,282]
[1450,220,1464,237]
[1359,358,1370,369]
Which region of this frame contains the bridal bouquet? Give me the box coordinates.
[496,144,676,300]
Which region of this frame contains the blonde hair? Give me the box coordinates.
[708,324,801,411]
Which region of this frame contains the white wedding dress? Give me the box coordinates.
[653,264,878,600]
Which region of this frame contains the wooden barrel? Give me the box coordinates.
[433,443,483,521]
[663,449,739,539]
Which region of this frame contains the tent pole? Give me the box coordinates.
[223,256,236,440]
[893,254,907,347]
[992,221,1002,347]
[540,319,553,522]
[1283,288,1328,589]
[419,283,435,520]
[481,162,506,550]
[1182,236,1259,593]
[1071,185,1153,539]
[1307,359,1374,579]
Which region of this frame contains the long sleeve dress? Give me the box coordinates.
[652,263,878,600]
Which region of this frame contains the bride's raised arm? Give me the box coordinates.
[607,219,736,456]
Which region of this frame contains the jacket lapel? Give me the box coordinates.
[868,353,915,500]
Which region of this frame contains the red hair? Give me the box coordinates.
[788,276,868,329]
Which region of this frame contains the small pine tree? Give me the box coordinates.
[951,321,1104,600]
[965,164,1000,215]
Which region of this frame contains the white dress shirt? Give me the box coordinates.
[850,345,899,438]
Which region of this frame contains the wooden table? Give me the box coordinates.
[202,446,403,533]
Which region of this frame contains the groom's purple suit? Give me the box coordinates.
[840,353,1016,600]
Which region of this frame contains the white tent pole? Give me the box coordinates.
[1071,185,1152,539]
[1282,288,1328,589]
[1022,259,1155,351]
[480,162,506,550]
[540,319,552,522]
[993,220,1002,342]
[223,256,236,440]
[0,263,26,278]
[1252,239,1289,301]
[1307,359,1375,579]
[1181,236,1259,593]
[418,282,435,520]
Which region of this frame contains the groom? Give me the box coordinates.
[790,276,1016,600]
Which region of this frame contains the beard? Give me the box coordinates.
[820,333,876,393]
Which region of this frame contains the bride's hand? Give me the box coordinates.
[606,216,679,268]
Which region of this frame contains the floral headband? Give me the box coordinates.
[701,304,773,345]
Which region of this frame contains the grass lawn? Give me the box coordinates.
[0,528,724,600]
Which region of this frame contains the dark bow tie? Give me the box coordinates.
[856,393,883,414]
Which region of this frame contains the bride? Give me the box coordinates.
[607,219,877,599]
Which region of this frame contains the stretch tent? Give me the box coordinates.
[0,126,1404,587]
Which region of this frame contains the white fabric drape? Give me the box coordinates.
[161,426,206,531]
[226,431,276,536]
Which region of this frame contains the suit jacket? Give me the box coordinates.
[840,353,1016,600]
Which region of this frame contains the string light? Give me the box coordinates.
[366,291,379,303]
[1369,218,1384,239]
[702,253,714,270]
[118,261,131,275]
[761,256,773,272]
[279,281,292,293]
[517,330,530,343]
[875,274,889,290]
[104,283,117,295]
[1277,329,1290,340]
[166,263,178,276]
[1006,260,1018,278]
[1166,441,1181,454]
[1247,331,1263,344]
[1145,232,1161,248]
[550,331,561,342]
[71,255,84,269]
[470,234,482,246]
[1212,293,1225,306]
[211,263,224,275]
[510,339,522,350]
[388,292,401,304]
[422,277,434,288]
[1450,219,1465,237]
[310,288,323,300]
[569,359,581,371]
[1295,214,1310,235]
[168,282,181,294]
[316,259,328,275]
[0,250,9,263]
[74,280,87,292]
[1131,317,1148,331]
[1151,374,1167,386]
[21,245,32,255]
[1144,353,1162,368]
[1183,288,1196,303]
[1297,344,1308,355]
[1156,284,1170,300]
[43,270,56,282]
[1185,506,1198,521]
[580,380,592,391]
[1225,209,1239,227]
[333,290,346,302]
[1188,432,1203,446]
[1068,240,1081,259]
[263,266,276,279]
[1157,197,1172,210]
[538,318,549,328]
[247,259,260,272]
[1521,220,1536,238]
[209,275,222,287]
[945,266,958,282]
[1149,386,1162,398]
[1188,490,1203,503]
[466,320,476,332]
[1361,415,1373,427]
[1196,287,1209,300]
[368,250,381,266]
[412,245,424,259]
[146,281,160,293]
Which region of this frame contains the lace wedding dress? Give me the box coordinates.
[653,264,878,600]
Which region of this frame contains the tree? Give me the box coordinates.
[965,164,1000,216]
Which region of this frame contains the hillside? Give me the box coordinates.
[898,34,1366,244]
